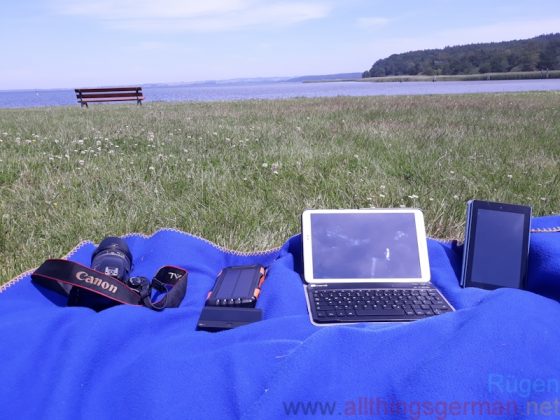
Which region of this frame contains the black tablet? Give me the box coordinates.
[460,200,531,290]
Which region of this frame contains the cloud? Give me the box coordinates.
[51,0,332,32]
[356,17,390,29]
[53,0,249,20]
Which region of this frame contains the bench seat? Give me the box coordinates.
[79,96,145,102]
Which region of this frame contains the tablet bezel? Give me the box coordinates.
[460,200,531,290]
[301,208,431,284]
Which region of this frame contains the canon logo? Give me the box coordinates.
[76,271,118,294]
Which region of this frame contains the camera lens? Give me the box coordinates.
[91,236,132,282]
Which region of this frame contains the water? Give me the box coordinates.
[1,79,559,109]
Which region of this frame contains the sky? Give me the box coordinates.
[2,0,560,90]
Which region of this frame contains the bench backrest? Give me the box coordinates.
[75,87,143,100]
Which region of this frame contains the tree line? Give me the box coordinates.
[363,33,560,78]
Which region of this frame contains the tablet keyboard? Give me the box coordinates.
[308,285,454,323]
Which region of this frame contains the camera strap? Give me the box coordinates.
[141,265,188,311]
[31,259,188,310]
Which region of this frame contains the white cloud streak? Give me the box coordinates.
[54,0,250,19]
[51,0,332,32]
[356,17,390,29]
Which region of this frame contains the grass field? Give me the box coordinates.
[1,92,560,284]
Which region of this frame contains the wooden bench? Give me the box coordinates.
[75,87,144,108]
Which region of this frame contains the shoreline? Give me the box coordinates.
[304,70,560,84]
[1,78,559,110]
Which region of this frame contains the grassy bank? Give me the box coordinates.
[1,92,560,283]
[356,70,560,83]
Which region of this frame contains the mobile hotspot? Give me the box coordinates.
[205,265,266,308]
[197,265,266,332]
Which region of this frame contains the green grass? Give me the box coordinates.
[1,92,560,283]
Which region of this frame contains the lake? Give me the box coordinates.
[1,79,559,109]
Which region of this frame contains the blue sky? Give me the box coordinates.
[2,0,560,90]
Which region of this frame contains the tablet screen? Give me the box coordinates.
[302,209,430,283]
[469,209,526,288]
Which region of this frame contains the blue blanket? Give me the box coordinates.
[1,216,560,419]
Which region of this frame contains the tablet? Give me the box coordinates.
[460,200,531,290]
[301,209,431,283]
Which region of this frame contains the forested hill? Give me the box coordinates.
[363,33,560,78]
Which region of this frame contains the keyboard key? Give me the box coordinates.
[430,304,451,310]
[356,308,405,316]
[433,307,452,313]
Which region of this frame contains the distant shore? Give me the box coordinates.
[304,70,560,83]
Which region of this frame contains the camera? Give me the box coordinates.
[32,235,188,311]
[68,236,134,310]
